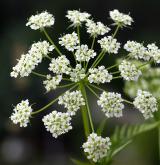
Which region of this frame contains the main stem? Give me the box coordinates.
[79,82,94,138]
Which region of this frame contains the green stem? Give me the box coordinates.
[112,76,122,80]
[63,78,72,81]
[85,61,89,72]
[86,51,104,76]
[86,85,99,99]
[79,82,94,137]
[123,99,133,105]
[112,24,120,38]
[93,52,105,69]
[43,28,62,56]
[89,83,104,92]
[32,84,78,115]
[107,63,119,70]
[82,85,95,133]
[91,36,96,49]
[138,60,153,69]
[77,26,80,45]
[32,71,47,78]
[72,52,78,64]
[57,82,76,89]
[111,71,120,75]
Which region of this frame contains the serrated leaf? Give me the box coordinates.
[109,121,160,158]
[111,121,160,145]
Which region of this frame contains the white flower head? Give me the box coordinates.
[66,10,91,27]
[70,64,86,82]
[124,41,150,61]
[43,74,62,92]
[86,20,110,37]
[59,32,79,51]
[147,43,160,63]
[75,44,97,62]
[88,66,112,84]
[82,133,111,162]
[119,60,142,81]
[11,41,54,78]
[109,9,133,27]
[49,55,71,75]
[10,100,32,127]
[26,11,55,30]
[98,36,120,54]
[97,91,124,118]
[42,111,72,138]
[133,90,158,119]
[58,90,85,116]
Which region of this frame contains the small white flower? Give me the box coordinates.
[82,133,111,162]
[49,55,71,75]
[97,91,124,118]
[59,32,79,51]
[58,90,85,116]
[66,10,91,27]
[43,74,62,92]
[98,36,120,54]
[42,111,72,138]
[124,41,150,61]
[10,100,32,127]
[26,11,55,30]
[70,64,86,82]
[109,9,133,27]
[86,20,110,37]
[75,44,97,62]
[11,41,54,78]
[88,66,112,84]
[133,90,158,119]
[119,60,142,81]
[146,43,160,63]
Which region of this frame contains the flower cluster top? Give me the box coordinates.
[10,10,159,163]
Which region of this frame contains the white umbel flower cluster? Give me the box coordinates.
[82,133,111,162]
[58,90,85,116]
[59,32,79,51]
[98,36,120,54]
[86,20,110,37]
[26,11,55,30]
[70,64,86,82]
[10,41,54,78]
[88,66,112,84]
[147,43,160,63]
[66,10,91,27]
[133,90,158,119]
[10,100,32,127]
[75,45,97,62]
[97,91,124,118]
[119,60,142,81]
[124,41,150,61]
[109,9,133,27]
[49,55,71,75]
[43,74,62,92]
[42,111,72,138]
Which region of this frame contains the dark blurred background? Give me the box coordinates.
[0,0,160,165]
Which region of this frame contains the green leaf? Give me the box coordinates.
[110,140,132,157]
[110,121,160,158]
[71,158,91,165]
